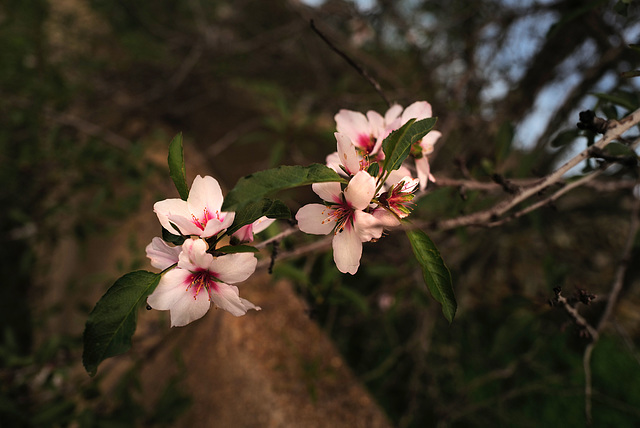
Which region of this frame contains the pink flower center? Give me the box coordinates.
[191,207,221,231]
[357,133,376,154]
[326,200,355,235]
[186,269,219,300]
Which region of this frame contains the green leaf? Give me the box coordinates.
[215,245,260,254]
[382,117,437,173]
[226,198,290,236]
[405,228,456,323]
[550,129,580,148]
[162,227,186,246]
[168,133,189,200]
[83,271,162,376]
[621,70,640,79]
[222,164,346,212]
[592,92,639,112]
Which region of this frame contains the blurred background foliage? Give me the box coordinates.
[2,0,640,426]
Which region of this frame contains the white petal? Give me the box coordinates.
[384,104,403,124]
[332,227,362,275]
[146,237,181,270]
[147,268,192,310]
[252,216,275,234]
[401,101,432,124]
[312,181,342,203]
[420,130,441,155]
[296,204,336,235]
[366,110,384,138]
[210,283,251,317]
[372,208,401,227]
[385,166,414,189]
[354,210,384,241]
[344,171,376,211]
[168,287,211,327]
[167,214,204,236]
[326,151,343,175]
[335,109,370,142]
[180,238,212,271]
[187,175,224,215]
[240,298,261,312]
[335,132,360,175]
[154,199,190,235]
[415,157,431,191]
[210,252,257,284]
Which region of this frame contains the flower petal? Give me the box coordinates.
[415,157,431,191]
[201,211,235,238]
[209,252,257,284]
[332,226,362,275]
[384,104,403,124]
[146,237,181,270]
[187,175,224,216]
[401,101,432,123]
[168,287,211,327]
[312,181,342,203]
[335,132,360,175]
[296,204,336,235]
[154,198,191,235]
[210,283,253,317]
[335,109,371,143]
[354,210,384,241]
[420,130,441,155]
[344,171,376,211]
[147,268,192,310]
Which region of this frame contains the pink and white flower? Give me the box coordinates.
[295,170,383,275]
[146,237,182,270]
[326,132,368,176]
[335,104,403,156]
[154,175,235,238]
[232,216,276,243]
[147,238,259,326]
[373,176,420,227]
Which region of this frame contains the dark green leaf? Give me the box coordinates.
[367,162,380,178]
[550,129,580,148]
[83,271,162,376]
[405,228,456,323]
[168,133,189,200]
[226,198,290,236]
[215,245,260,254]
[222,164,345,212]
[382,117,437,173]
[592,91,639,111]
[162,227,186,246]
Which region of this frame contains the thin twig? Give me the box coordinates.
[310,19,391,107]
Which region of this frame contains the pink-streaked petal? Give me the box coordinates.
[415,157,432,191]
[154,199,191,235]
[312,181,342,203]
[384,104,403,124]
[332,227,362,275]
[296,204,336,235]
[335,132,360,175]
[210,283,252,317]
[147,268,192,310]
[167,214,205,237]
[335,109,371,142]
[232,224,254,243]
[420,130,442,155]
[146,237,181,270]
[187,175,224,216]
[168,287,211,327]
[401,101,433,124]
[210,252,257,284]
[354,210,384,241]
[344,171,376,211]
[201,212,235,238]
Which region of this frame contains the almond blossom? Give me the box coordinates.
[146,237,181,270]
[154,175,235,239]
[335,104,403,156]
[232,216,276,243]
[147,238,259,326]
[295,170,383,275]
[373,176,420,227]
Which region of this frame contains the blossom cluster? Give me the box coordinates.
[145,175,272,326]
[296,101,441,275]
